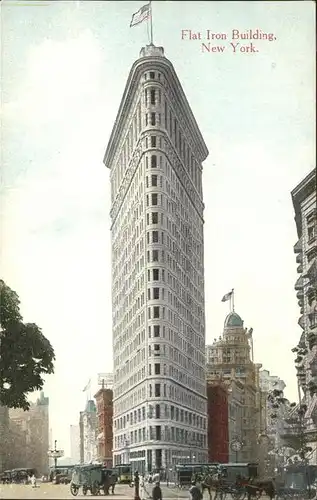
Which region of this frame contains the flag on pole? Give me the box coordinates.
[82,379,91,392]
[221,290,233,302]
[130,3,150,27]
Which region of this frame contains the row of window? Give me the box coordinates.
[114,223,202,316]
[113,288,203,355]
[114,329,203,390]
[111,95,204,222]
[113,274,203,345]
[114,376,207,415]
[110,101,142,202]
[145,87,162,106]
[146,174,162,188]
[145,249,204,304]
[114,334,204,390]
[115,403,206,430]
[114,426,206,449]
[144,81,203,199]
[111,155,202,272]
[114,302,205,370]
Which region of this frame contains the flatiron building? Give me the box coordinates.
[104,44,209,473]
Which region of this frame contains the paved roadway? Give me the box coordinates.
[0,483,273,499]
[0,483,187,499]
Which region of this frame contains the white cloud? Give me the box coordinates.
[3,30,103,127]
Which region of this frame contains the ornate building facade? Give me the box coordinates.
[104,44,209,472]
[291,169,317,461]
[79,400,97,464]
[206,312,261,463]
[259,369,289,470]
[8,392,49,475]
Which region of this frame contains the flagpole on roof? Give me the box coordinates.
[149,1,153,44]
[231,289,235,312]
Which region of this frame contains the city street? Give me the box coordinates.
[0,483,188,499]
[0,483,273,499]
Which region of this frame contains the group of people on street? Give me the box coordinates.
[140,474,203,500]
[140,473,162,500]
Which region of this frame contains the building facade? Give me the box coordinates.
[259,369,288,471]
[0,406,10,472]
[79,400,98,464]
[94,386,113,466]
[206,312,261,463]
[206,381,229,463]
[104,44,209,472]
[291,169,317,461]
[70,425,80,464]
[8,392,49,475]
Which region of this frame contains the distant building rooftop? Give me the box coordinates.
[224,312,244,328]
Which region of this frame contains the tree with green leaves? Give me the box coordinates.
[0,279,55,410]
[269,388,313,465]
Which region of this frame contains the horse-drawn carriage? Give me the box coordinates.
[175,464,218,489]
[175,465,195,488]
[70,464,116,496]
[197,462,277,500]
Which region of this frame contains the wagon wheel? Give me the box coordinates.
[70,483,79,496]
[91,481,100,495]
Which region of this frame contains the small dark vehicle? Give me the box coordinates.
[0,470,12,484]
[275,464,317,499]
[176,466,194,489]
[70,464,114,496]
[11,468,37,484]
[54,472,72,484]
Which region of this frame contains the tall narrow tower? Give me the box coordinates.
[104,44,209,473]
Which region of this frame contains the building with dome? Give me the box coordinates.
[104,44,208,471]
[206,311,262,463]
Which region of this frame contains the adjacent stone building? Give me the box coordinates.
[79,400,97,464]
[291,169,317,461]
[94,385,113,467]
[259,369,289,471]
[104,44,209,471]
[206,381,229,463]
[8,392,49,475]
[206,312,261,463]
[70,425,80,464]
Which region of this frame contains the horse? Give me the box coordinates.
[200,472,227,500]
[243,477,275,500]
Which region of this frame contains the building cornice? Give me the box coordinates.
[103,47,209,169]
[291,169,316,237]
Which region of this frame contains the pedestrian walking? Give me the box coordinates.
[152,481,162,500]
[140,474,149,499]
[153,471,160,483]
[189,480,203,500]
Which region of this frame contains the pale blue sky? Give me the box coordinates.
[1,1,315,455]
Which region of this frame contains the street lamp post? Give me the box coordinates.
[134,470,141,500]
[47,440,64,470]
